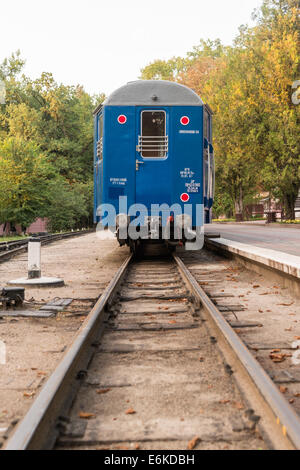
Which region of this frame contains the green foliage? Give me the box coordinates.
[140,57,190,81]
[0,53,105,232]
[140,40,226,81]
[0,50,25,80]
[46,179,90,232]
[0,137,56,227]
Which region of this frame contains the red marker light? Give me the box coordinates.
[180,193,190,203]
[180,116,190,126]
[118,115,127,124]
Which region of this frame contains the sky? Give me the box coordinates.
[0,0,264,97]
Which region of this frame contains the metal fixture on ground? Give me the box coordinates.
[0,287,25,309]
[7,237,64,287]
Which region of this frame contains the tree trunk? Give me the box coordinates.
[283,193,296,220]
[235,186,244,221]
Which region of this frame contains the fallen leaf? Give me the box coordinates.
[253,285,260,289]
[289,399,295,404]
[279,386,288,394]
[278,303,294,307]
[270,352,291,363]
[233,402,244,410]
[79,412,95,419]
[125,408,136,415]
[23,391,35,398]
[187,436,200,450]
[293,393,300,398]
[96,388,111,394]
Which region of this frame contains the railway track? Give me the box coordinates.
[3,251,300,450]
[0,230,93,263]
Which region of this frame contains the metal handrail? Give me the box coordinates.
[137,135,168,155]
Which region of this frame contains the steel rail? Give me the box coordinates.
[173,254,300,450]
[4,254,133,450]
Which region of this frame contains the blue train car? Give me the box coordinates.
[94,80,214,253]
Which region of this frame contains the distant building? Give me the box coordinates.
[0,218,48,236]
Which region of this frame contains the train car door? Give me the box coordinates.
[135,108,171,211]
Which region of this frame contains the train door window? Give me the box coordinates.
[140,110,167,158]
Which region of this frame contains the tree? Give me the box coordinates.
[240,0,300,218]
[0,137,56,227]
[141,2,300,219]
[46,180,90,232]
[0,52,105,232]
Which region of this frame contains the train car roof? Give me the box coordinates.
[100,80,204,108]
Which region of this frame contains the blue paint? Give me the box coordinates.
[93,84,214,230]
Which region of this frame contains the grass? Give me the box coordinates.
[0,235,28,242]
[278,220,300,224]
[212,218,235,223]
[212,217,266,222]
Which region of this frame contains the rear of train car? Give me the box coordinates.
[94,80,214,253]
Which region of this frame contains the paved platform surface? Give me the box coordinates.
[205,224,300,257]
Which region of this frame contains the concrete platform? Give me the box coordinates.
[205,236,300,297]
[205,223,300,256]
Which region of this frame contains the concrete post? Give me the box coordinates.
[28,238,41,279]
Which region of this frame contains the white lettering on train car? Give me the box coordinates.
[185,180,201,193]
[180,168,195,178]
[110,178,127,186]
